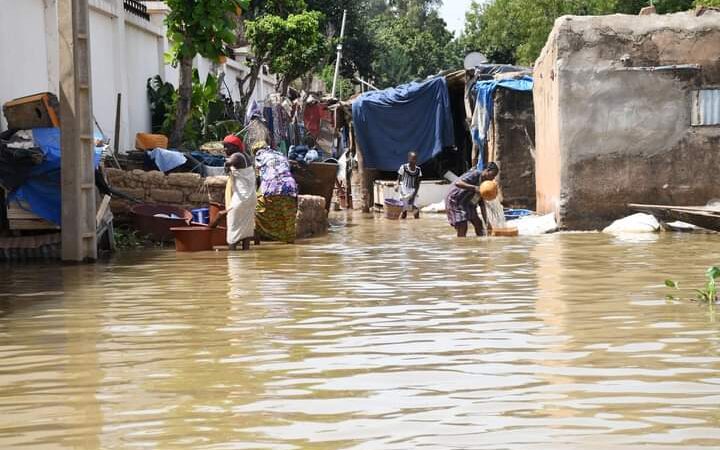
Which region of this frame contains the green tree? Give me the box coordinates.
[306,0,376,80]
[165,0,241,147]
[235,1,326,109]
[369,5,460,87]
[319,64,354,99]
[245,11,326,95]
[461,0,699,67]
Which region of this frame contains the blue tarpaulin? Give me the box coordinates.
[472,76,533,170]
[352,77,455,171]
[8,128,100,225]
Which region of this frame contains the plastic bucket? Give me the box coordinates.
[191,208,210,225]
[209,202,226,228]
[384,199,403,220]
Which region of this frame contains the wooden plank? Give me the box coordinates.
[630,204,720,232]
[96,195,111,227]
[7,203,59,230]
[628,203,720,214]
[7,209,43,220]
[9,219,60,231]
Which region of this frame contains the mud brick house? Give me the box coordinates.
[534,9,720,229]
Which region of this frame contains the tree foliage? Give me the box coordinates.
[368,1,462,88]
[306,0,376,79]
[165,0,240,61]
[164,0,241,147]
[460,0,703,67]
[245,11,327,92]
[319,65,354,99]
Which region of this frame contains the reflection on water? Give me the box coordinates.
[1,213,720,449]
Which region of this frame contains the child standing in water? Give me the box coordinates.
[396,152,422,219]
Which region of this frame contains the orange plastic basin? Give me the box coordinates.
[170,227,213,252]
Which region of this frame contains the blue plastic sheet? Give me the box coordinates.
[8,128,100,225]
[352,77,455,171]
[472,76,533,170]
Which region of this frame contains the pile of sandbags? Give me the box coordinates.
[603,213,660,234]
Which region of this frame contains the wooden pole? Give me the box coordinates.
[113,93,121,157]
[354,140,370,213]
[59,0,97,262]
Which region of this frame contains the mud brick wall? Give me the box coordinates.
[104,168,225,216]
[104,169,329,238]
[489,87,536,210]
[535,11,720,229]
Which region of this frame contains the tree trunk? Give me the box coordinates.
[279,77,291,96]
[239,61,262,119]
[169,54,193,148]
[301,74,313,92]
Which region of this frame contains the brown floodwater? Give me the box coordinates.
[1,213,720,449]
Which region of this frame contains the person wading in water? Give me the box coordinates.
[214,135,256,251]
[444,162,499,237]
[396,151,422,219]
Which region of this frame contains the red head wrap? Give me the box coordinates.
[223,134,245,152]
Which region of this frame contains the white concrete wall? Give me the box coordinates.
[222,60,277,111]
[0,0,277,150]
[89,9,117,140]
[0,0,53,112]
[125,22,163,139]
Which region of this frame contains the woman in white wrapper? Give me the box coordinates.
[215,134,256,251]
[224,151,256,251]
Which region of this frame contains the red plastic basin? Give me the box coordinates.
[170,227,213,252]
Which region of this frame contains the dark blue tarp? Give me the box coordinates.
[472,76,533,170]
[8,128,100,225]
[352,77,455,171]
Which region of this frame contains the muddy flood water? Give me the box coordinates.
[2,213,720,449]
